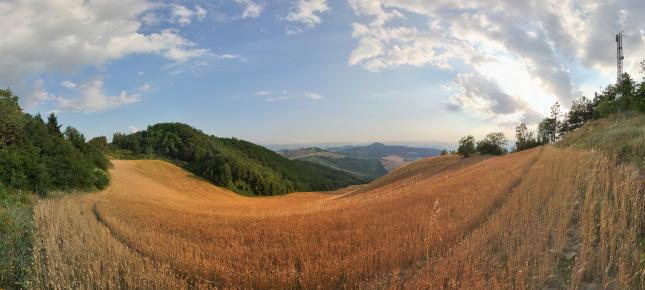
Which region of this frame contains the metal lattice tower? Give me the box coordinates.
[616,31,624,83]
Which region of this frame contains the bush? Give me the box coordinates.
[92,169,111,190]
[457,135,476,157]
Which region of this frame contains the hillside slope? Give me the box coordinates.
[31,115,644,289]
[558,111,645,168]
[111,123,363,195]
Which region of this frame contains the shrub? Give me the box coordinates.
[93,169,111,190]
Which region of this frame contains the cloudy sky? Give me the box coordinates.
[1,0,644,147]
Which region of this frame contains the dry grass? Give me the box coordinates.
[30,146,643,289]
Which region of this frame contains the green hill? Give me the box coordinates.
[329,142,442,161]
[296,155,387,181]
[111,123,363,195]
[278,147,345,159]
[278,147,388,181]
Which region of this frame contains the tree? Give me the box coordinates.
[457,135,476,157]
[563,96,594,132]
[550,102,564,140]
[538,118,555,144]
[514,122,539,152]
[47,113,62,136]
[536,102,562,144]
[615,73,637,111]
[476,132,508,155]
[0,89,25,148]
[440,149,449,155]
[64,127,86,150]
[87,136,108,152]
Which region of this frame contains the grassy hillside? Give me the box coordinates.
[111,123,363,195]
[558,111,645,168]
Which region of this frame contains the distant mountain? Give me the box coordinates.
[110,123,363,195]
[278,147,387,181]
[328,142,442,161]
[278,147,345,159]
[278,143,442,179]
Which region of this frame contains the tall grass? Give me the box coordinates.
[0,189,34,289]
[406,146,643,289]
[30,141,643,288]
[558,112,645,168]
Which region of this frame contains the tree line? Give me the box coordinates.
[111,123,363,195]
[0,89,110,196]
[456,65,645,156]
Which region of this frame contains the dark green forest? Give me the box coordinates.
[111,123,363,195]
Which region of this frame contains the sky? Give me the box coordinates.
[1,0,644,148]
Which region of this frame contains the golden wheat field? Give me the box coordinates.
[30,145,644,289]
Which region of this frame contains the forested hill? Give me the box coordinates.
[111,123,363,195]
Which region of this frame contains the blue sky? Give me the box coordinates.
[1,0,644,147]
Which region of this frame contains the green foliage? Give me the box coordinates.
[476,132,508,156]
[514,122,541,152]
[457,135,476,157]
[46,113,61,136]
[111,123,363,195]
[92,168,111,190]
[87,136,108,152]
[0,89,26,148]
[0,90,110,196]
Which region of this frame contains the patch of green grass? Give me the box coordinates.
[558,111,645,168]
[0,187,34,289]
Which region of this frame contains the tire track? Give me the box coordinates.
[369,146,545,289]
[90,200,222,289]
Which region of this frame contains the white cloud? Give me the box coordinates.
[195,5,208,20]
[286,0,330,34]
[265,96,289,102]
[235,0,264,19]
[0,0,212,109]
[170,4,194,26]
[346,0,645,122]
[61,81,77,89]
[168,4,208,26]
[260,90,323,102]
[304,92,323,100]
[55,80,142,113]
[138,83,153,93]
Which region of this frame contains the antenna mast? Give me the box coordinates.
[616,31,624,83]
